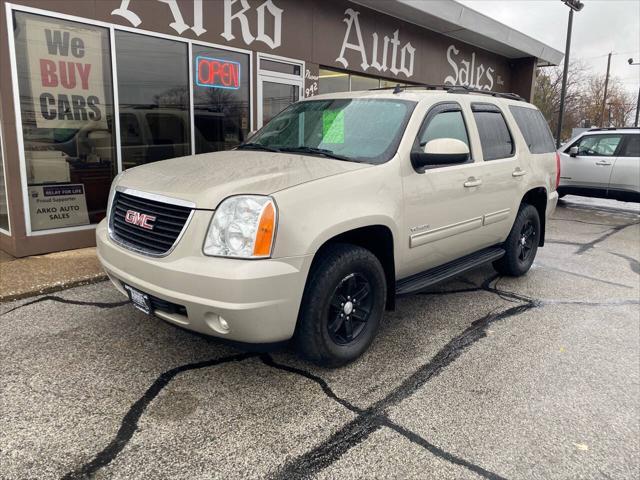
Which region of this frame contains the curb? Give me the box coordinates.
[0,274,109,303]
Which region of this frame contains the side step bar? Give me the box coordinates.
[395,246,505,295]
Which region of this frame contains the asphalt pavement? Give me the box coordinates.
[1,195,639,480]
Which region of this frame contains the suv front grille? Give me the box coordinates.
[109,191,192,256]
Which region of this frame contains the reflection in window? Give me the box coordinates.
[192,45,250,153]
[115,31,190,168]
[576,135,621,157]
[319,69,349,94]
[262,82,299,125]
[419,111,469,147]
[350,74,380,91]
[13,11,115,230]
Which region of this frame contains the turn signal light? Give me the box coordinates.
[253,201,276,257]
[555,152,561,189]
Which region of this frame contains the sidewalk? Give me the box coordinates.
[0,247,107,302]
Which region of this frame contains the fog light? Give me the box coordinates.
[219,317,229,332]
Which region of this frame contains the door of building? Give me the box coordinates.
[257,54,304,129]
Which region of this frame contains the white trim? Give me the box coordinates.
[6,2,31,235]
[109,25,123,176]
[188,42,196,154]
[0,122,11,236]
[257,52,305,129]
[6,2,254,237]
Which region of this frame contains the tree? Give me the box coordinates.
[533,62,636,143]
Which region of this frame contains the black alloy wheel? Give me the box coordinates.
[327,273,374,345]
[518,220,536,262]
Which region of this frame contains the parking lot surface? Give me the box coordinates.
[1,196,639,480]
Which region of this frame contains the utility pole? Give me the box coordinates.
[556,0,584,148]
[600,52,612,126]
[635,87,639,127]
[556,9,574,148]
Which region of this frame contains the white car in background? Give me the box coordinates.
[558,127,640,202]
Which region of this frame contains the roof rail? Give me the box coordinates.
[370,84,526,102]
[588,126,639,131]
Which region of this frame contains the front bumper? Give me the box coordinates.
[96,213,313,343]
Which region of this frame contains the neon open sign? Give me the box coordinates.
[195,56,241,90]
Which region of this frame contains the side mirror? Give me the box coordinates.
[569,146,579,157]
[411,138,470,171]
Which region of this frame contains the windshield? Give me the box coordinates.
[245,98,416,164]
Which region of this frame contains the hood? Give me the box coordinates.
[116,150,369,209]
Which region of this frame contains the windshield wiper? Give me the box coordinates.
[279,146,353,162]
[236,142,281,153]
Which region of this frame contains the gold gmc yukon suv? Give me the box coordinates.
[97,86,559,367]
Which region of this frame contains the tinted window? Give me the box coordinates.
[575,134,621,157]
[472,105,514,160]
[621,135,640,157]
[509,106,555,154]
[116,31,190,168]
[417,110,469,149]
[193,45,250,153]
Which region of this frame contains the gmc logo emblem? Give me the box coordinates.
[124,210,156,230]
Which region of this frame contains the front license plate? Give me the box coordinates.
[124,284,151,314]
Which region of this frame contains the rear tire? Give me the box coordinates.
[493,204,541,277]
[294,243,386,367]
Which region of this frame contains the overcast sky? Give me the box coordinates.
[457,0,640,94]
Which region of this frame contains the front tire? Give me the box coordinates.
[493,204,541,277]
[294,243,386,367]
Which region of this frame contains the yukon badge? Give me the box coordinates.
[124,210,156,230]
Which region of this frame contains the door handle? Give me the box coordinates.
[595,160,612,166]
[512,168,527,177]
[464,177,482,188]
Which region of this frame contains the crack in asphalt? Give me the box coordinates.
[261,354,507,479]
[0,295,129,317]
[269,301,537,480]
[61,352,256,480]
[547,220,639,255]
[609,252,640,275]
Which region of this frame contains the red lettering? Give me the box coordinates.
[58,61,76,89]
[197,57,240,89]
[76,63,91,90]
[40,59,58,87]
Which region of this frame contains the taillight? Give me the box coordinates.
[555,152,561,189]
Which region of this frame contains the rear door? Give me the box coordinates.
[608,133,640,195]
[560,133,623,189]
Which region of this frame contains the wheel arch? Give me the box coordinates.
[309,224,397,311]
[521,187,548,246]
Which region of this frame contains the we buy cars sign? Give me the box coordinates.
[26,18,107,129]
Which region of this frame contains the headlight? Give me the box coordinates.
[203,195,277,258]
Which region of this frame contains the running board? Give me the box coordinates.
[395,246,505,295]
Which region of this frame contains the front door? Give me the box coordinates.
[560,133,623,190]
[257,55,304,129]
[400,101,519,278]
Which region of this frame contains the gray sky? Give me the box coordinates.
[457,0,640,94]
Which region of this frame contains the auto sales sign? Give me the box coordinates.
[26,18,108,129]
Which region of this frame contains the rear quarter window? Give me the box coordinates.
[509,106,556,154]
[471,103,514,161]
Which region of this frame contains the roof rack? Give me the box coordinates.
[370,84,525,102]
[588,126,639,131]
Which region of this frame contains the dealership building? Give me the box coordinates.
[0,0,562,256]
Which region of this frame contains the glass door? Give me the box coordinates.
[257,55,304,129]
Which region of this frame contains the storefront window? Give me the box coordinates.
[262,82,299,125]
[0,125,9,232]
[192,45,250,153]
[319,69,349,94]
[13,12,116,231]
[351,74,380,91]
[115,32,190,168]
